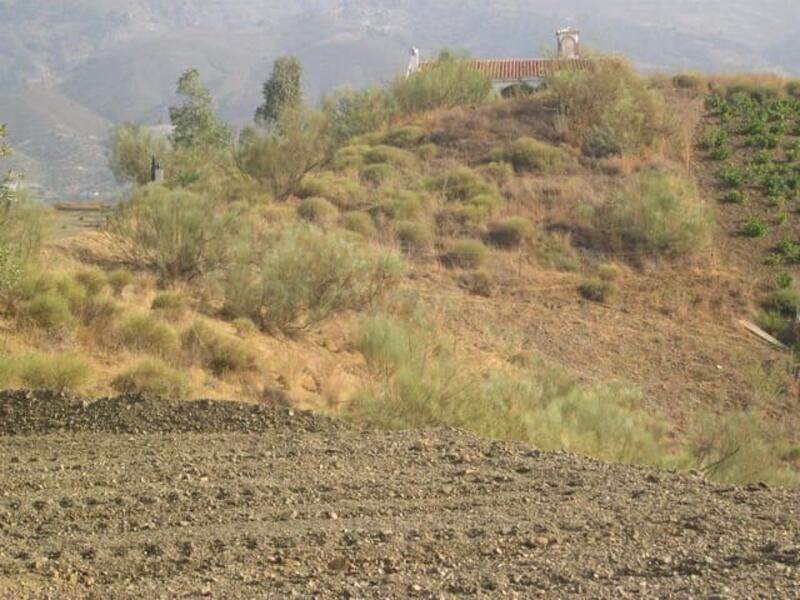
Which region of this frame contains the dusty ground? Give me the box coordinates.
[1,391,798,599]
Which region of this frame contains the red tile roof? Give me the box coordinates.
[419,58,594,81]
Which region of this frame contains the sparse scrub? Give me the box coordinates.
[113,186,243,283]
[478,161,514,185]
[488,137,565,174]
[151,292,190,321]
[427,168,500,224]
[17,293,75,333]
[363,145,416,168]
[579,278,617,303]
[118,314,180,356]
[15,353,91,392]
[342,211,377,238]
[591,172,713,257]
[742,217,769,238]
[360,163,394,186]
[457,271,493,297]
[396,222,434,256]
[547,59,665,157]
[296,172,365,210]
[531,233,581,271]
[298,197,339,225]
[381,126,426,148]
[223,227,402,333]
[721,190,747,204]
[74,268,108,297]
[112,359,190,399]
[443,239,489,269]
[181,320,257,376]
[390,51,492,115]
[107,269,135,297]
[486,217,534,249]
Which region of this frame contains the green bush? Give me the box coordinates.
[444,239,489,269]
[118,314,180,356]
[381,126,427,148]
[488,137,565,174]
[396,221,434,256]
[426,168,500,224]
[547,59,664,157]
[785,80,800,99]
[323,86,393,141]
[478,161,514,185]
[350,315,670,466]
[742,217,769,238]
[417,143,439,160]
[112,359,190,399]
[342,211,377,238]
[360,163,395,186]
[764,287,800,316]
[333,144,370,171]
[363,145,417,168]
[579,278,618,302]
[0,192,49,266]
[592,172,713,257]
[15,353,92,392]
[107,269,134,297]
[531,233,581,272]
[74,268,108,297]
[690,410,799,486]
[376,189,434,221]
[17,293,75,332]
[113,186,243,283]
[223,226,402,333]
[457,271,493,297]
[719,167,745,189]
[486,217,534,249]
[721,190,747,204]
[390,51,492,115]
[298,197,339,225]
[181,320,257,376]
[151,292,190,320]
[296,172,366,210]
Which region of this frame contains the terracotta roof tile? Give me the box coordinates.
[419,58,593,81]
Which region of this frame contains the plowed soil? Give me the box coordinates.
[1,391,798,599]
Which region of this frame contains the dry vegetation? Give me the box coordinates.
[2,59,799,486]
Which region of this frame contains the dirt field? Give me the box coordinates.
[0,391,798,599]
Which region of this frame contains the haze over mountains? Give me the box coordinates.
[1,0,799,200]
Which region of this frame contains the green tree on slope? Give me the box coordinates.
[169,68,232,149]
[255,56,302,127]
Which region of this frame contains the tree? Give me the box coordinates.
[0,123,15,210]
[169,68,232,150]
[108,125,171,186]
[237,106,335,200]
[323,86,394,142]
[255,57,302,127]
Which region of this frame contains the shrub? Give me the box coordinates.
[457,271,493,297]
[112,359,190,399]
[579,278,617,302]
[363,145,416,168]
[342,211,377,238]
[786,80,800,99]
[113,186,243,283]
[151,292,190,320]
[742,217,769,238]
[16,353,91,392]
[486,217,534,249]
[719,167,745,189]
[426,168,500,224]
[117,314,180,356]
[296,172,366,210]
[488,137,565,174]
[390,51,492,115]
[764,287,800,316]
[17,293,75,332]
[298,197,339,225]
[672,73,707,91]
[598,262,623,281]
[478,161,514,185]
[236,106,336,200]
[592,172,713,257]
[74,268,108,297]
[0,192,49,266]
[417,143,439,160]
[107,269,134,296]
[323,86,393,141]
[360,163,394,186]
[531,233,581,271]
[443,239,489,269]
[396,221,434,256]
[333,144,370,171]
[223,226,402,333]
[181,320,257,376]
[108,124,171,186]
[381,126,427,148]
[721,190,747,204]
[547,59,664,156]
[350,316,671,467]
[376,189,433,221]
[690,410,799,486]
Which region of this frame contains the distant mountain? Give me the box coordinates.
[0,0,798,200]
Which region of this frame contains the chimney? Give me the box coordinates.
[556,27,580,59]
[406,47,420,78]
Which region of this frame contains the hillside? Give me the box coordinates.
[1,1,800,199]
[1,390,798,598]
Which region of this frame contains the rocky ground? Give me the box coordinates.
[0,391,798,599]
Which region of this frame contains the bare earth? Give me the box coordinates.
[0,392,798,599]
